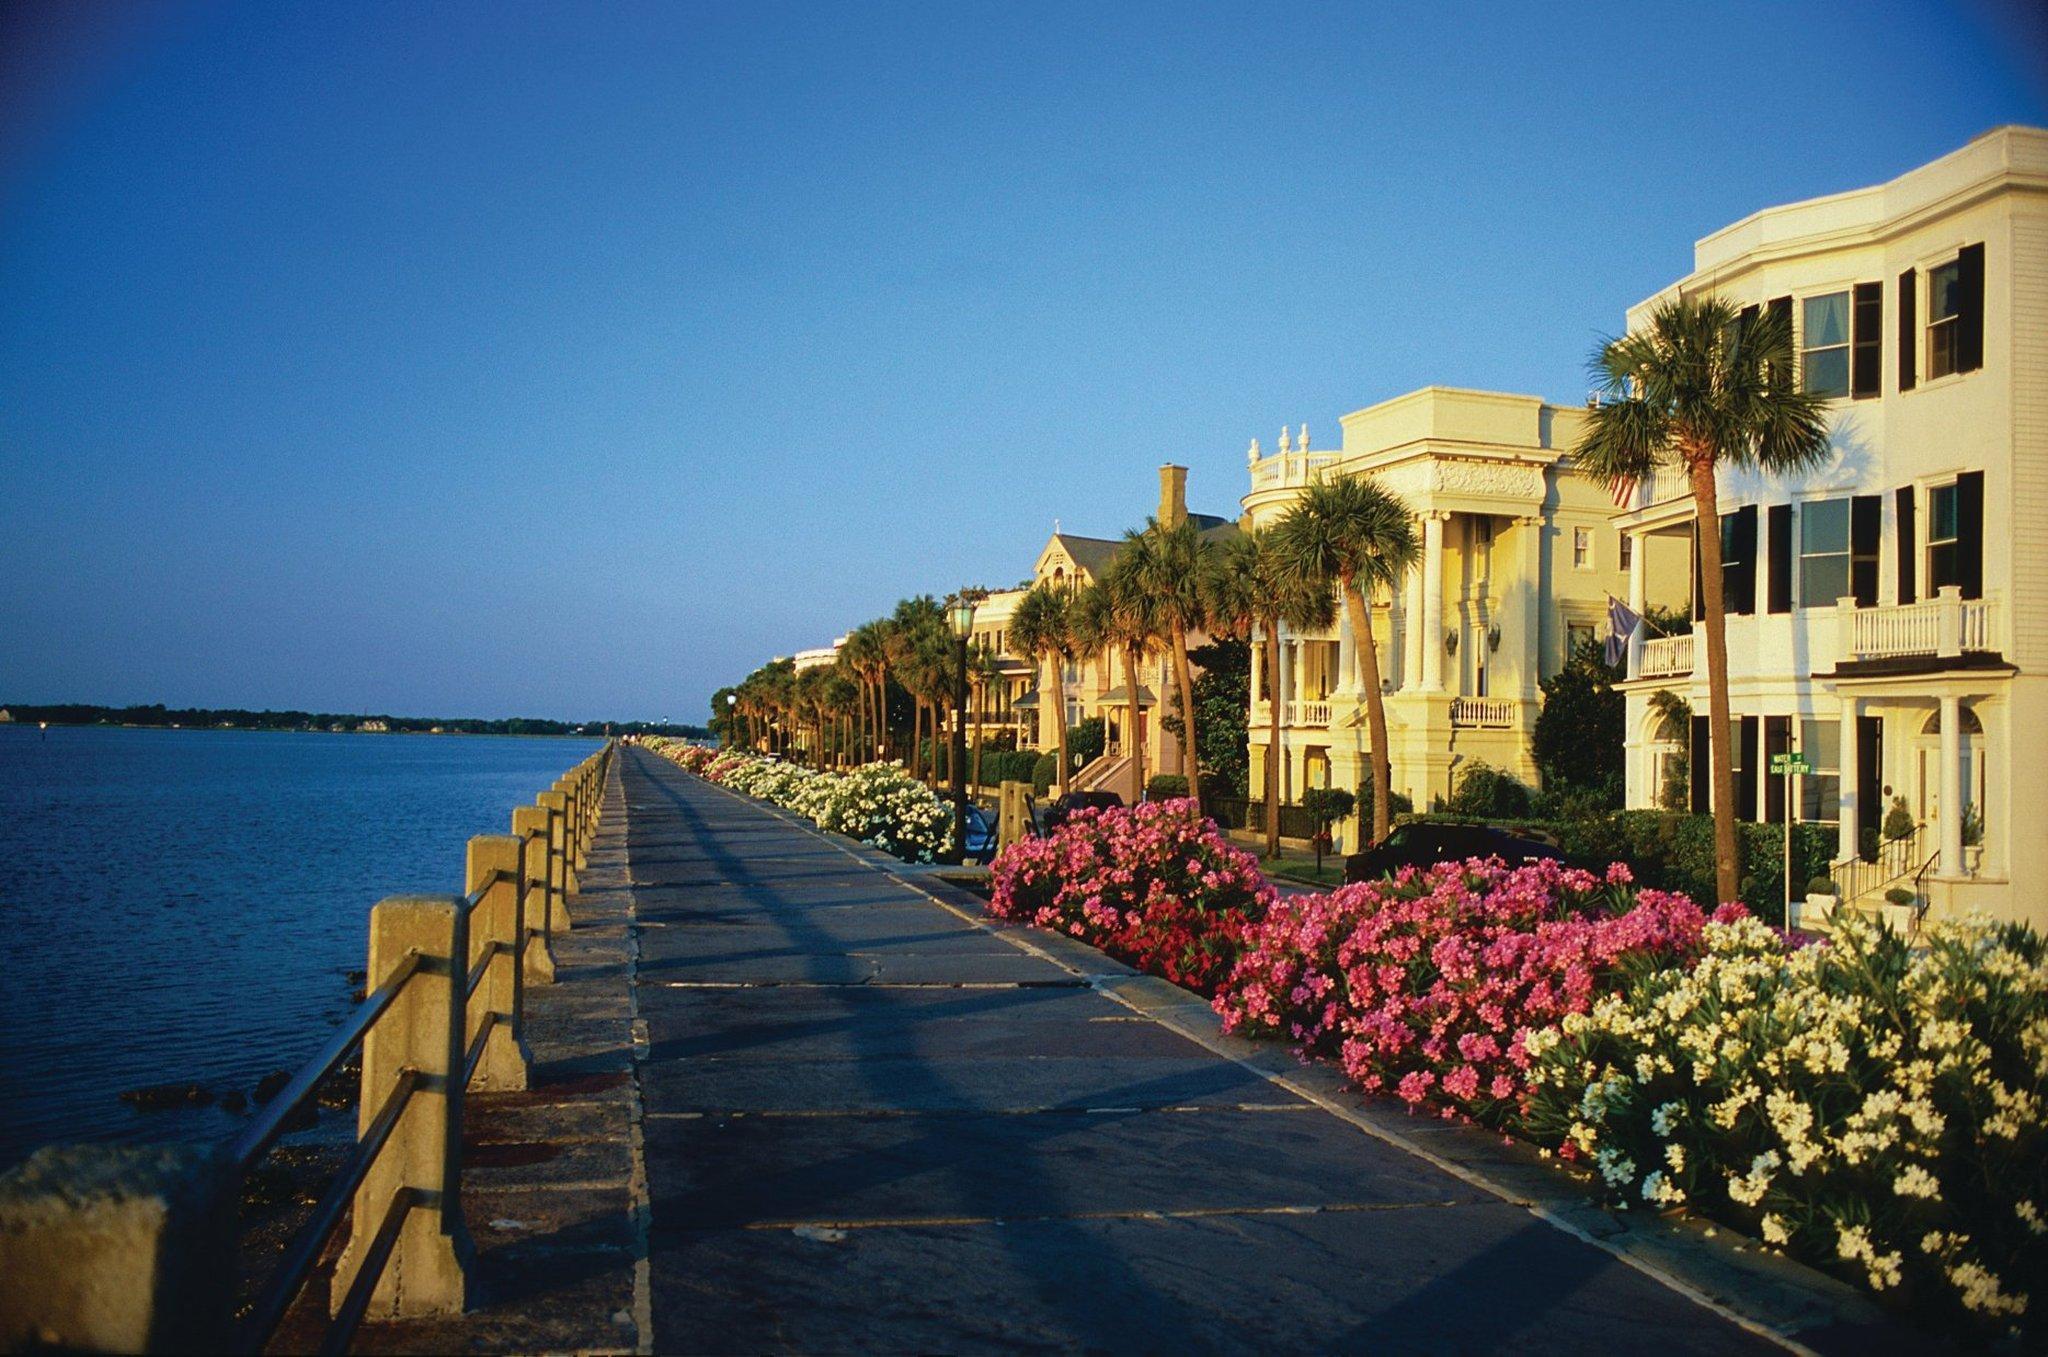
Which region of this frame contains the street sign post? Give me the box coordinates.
[1771,750,1812,924]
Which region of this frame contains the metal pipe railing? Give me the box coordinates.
[0,741,617,1355]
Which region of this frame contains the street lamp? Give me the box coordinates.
[725,692,737,748]
[948,597,977,864]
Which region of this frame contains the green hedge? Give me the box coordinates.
[1146,774,1189,800]
[1408,809,1835,927]
[975,748,1042,787]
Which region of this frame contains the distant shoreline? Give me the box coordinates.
[0,704,705,740]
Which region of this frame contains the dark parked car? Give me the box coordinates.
[938,796,999,864]
[1343,823,1576,885]
[1039,790,1124,833]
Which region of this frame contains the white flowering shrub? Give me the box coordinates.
[814,761,950,862]
[652,746,948,863]
[1523,912,2048,1333]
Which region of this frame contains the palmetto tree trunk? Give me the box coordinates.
[1344,576,1396,845]
[1689,453,1741,904]
[1124,644,1145,803]
[1169,627,1200,805]
[1263,619,1283,859]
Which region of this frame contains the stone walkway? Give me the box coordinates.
[359,745,1904,1354]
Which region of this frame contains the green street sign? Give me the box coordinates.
[1770,753,1813,774]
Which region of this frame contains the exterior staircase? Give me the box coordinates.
[1070,752,1133,796]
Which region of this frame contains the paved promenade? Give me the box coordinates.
[360,745,1897,1354]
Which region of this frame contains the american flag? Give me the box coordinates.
[1610,475,1639,508]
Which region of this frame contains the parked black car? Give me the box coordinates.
[1343,823,1574,884]
[1039,790,1124,833]
[938,796,1000,864]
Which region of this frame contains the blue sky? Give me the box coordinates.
[3,1,2043,722]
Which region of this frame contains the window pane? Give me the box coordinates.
[1930,261,1961,322]
[1800,719,1840,774]
[1929,484,1959,541]
[1802,346,1848,397]
[1803,292,1850,347]
[1800,773,1840,822]
[1801,555,1849,605]
[1801,498,1849,552]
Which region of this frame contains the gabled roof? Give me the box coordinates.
[1048,533,1121,579]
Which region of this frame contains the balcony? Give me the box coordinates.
[1640,633,1694,678]
[1249,699,1333,729]
[1838,589,2002,665]
[1450,697,1515,729]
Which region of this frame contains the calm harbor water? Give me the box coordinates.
[0,725,604,1167]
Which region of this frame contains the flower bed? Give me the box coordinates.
[989,798,1272,993]
[1521,911,2048,1328]
[1213,858,1734,1119]
[645,741,949,862]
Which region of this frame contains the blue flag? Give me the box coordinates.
[1605,595,1642,668]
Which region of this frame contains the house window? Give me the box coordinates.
[1928,482,1961,591]
[1567,621,1595,655]
[1798,498,1851,606]
[1619,533,1634,571]
[1573,527,1592,570]
[1800,292,1851,397]
[1798,719,1840,821]
[1928,259,1962,380]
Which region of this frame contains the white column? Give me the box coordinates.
[1838,697,1859,862]
[1249,627,1265,708]
[1518,515,1543,700]
[1422,513,1446,692]
[1403,564,1423,691]
[1626,528,1646,681]
[1279,632,1295,713]
[1337,607,1357,694]
[1939,694,1962,876]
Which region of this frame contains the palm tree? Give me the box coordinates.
[838,624,885,764]
[1075,566,1164,804]
[966,640,1002,791]
[1120,517,1213,805]
[1577,296,1830,904]
[1273,474,1419,845]
[1011,582,1075,795]
[1206,528,1336,858]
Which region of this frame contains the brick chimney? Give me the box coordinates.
[1158,464,1188,528]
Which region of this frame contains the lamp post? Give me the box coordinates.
[948,597,976,864]
[725,692,737,748]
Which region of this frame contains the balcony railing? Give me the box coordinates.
[1250,698,1333,728]
[1640,632,1694,678]
[1839,588,2001,664]
[1450,696,1516,728]
[1249,451,1339,491]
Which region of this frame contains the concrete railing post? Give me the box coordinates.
[0,1145,236,1353]
[465,837,531,1091]
[332,895,472,1321]
[998,780,1029,851]
[510,806,558,983]
[540,789,577,901]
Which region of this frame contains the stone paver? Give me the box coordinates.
[617,748,1780,1355]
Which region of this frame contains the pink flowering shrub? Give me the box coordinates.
[1214,857,1742,1122]
[989,799,1275,994]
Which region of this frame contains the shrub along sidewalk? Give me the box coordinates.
[989,796,2046,1342]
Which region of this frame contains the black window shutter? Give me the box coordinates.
[1851,495,1881,607]
[1767,296,1793,386]
[1898,269,1917,390]
[1852,282,1882,397]
[1956,470,1984,600]
[1691,715,1711,813]
[1895,486,1916,605]
[1767,504,1793,613]
[1737,716,1760,821]
[1957,243,1985,373]
[1764,717,1790,824]
[1725,506,1758,616]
